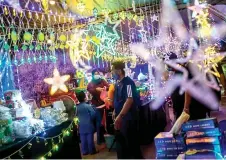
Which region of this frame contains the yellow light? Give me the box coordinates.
[44,68,70,95]
[77,2,85,12]
[40,157,46,160]
[49,0,55,5]
[53,144,59,151]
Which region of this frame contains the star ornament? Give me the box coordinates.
[188,0,207,18]
[151,14,159,22]
[84,18,120,58]
[44,69,70,95]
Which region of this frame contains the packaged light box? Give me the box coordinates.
[154,132,185,146]
[182,118,218,132]
[156,144,186,153]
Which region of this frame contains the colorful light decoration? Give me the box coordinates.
[44,68,70,95]
[151,14,159,22]
[195,10,211,38]
[188,0,206,18]
[66,32,91,68]
[41,0,49,13]
[203,46,223,77]
[83,20,120,58]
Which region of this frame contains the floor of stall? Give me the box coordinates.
[81,105,226,159]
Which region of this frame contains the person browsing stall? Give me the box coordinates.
[87,69,109,145]
[76,91,97,155]
[111,61,143,159]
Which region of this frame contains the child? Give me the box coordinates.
[76,91,97,155]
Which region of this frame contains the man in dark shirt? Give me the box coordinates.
[111,61,142,159]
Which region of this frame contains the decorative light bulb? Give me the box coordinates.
[49,0,55,5]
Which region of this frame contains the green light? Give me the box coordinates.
[53,144,59,151]
[83,20,120,58]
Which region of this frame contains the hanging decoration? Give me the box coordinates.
[66,30,91,69]
[83,16,120,58]
[44,68,70,95]
[41,0,49,13]
[151,14,159,22]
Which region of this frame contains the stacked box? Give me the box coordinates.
[182,118,218,132]
[182,118,223,159]
[154,132,186,159]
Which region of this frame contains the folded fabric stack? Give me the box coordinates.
[154,132,186,159]
[181,118,223,159]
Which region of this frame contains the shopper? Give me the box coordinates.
[111,61,143,159]
[76,91,97,155]
[87,68,109,145]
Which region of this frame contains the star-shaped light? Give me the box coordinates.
[84,18,120,58]
[151,14,159,22]
[188,0,207,18]
[44,68,70,95]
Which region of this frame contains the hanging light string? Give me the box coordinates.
[3,119,79,159]
[4,136,36,159]
[0,4,75,31]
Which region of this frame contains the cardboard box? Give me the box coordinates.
[182,118,218,132]
[154,132,185,146]
[186,128,221,138]
[156,144,186,153]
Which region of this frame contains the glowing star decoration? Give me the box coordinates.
[84,18,120,58]
[151,14,159,22]
[138,28,148,43]
[188,0,206,18]
[44,69,70,95]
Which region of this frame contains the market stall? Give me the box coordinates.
[0,0,226,159]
